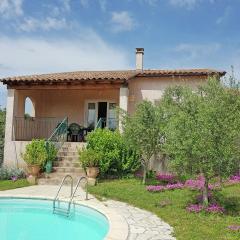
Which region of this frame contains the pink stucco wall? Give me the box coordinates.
[128,75,207,114]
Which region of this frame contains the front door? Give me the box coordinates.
[97,102,107,128]
[86,101,117,130]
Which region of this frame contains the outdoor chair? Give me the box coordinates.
[67,123,83,142]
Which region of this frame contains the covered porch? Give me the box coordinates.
[11,86,127,141]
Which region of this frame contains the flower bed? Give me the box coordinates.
[147,183,184,192]
[186,203,224,214]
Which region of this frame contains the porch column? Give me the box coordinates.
[3,89,18,167]
[119,86,129,133]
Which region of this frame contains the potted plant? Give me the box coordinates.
[22,139,47,176]
[79,148,102,179]
[45,142,57,174]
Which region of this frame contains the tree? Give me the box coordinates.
[0,107,6,166]
[122,100,165,184]
[162,78,240,206]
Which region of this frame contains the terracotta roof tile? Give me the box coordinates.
[0,69,226,85]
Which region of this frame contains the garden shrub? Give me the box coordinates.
[79,148,102,168]
[0,167,25,180]
[22,139,47,167]
[86,129,140,178]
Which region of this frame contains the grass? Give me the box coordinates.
[89,178,240,240]
[0,179,31,191]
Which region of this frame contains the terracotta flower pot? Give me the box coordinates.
[27,164,41,176]
[86,167,99,178]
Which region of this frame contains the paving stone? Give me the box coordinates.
[104,199,176,240]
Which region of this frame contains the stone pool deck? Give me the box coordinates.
[0,185,176,240]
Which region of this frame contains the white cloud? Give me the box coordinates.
[175,43,221,59]
[0,0,24,18]
[18,17,68,32]
[0,32,131,79]
[216,6,231,25]
[111,11,135,33]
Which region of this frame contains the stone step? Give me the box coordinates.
[58,151,79,157]
[53,161,81,168]
[57,155,79,161]
[37,175,87,185]
[53,167,84,174]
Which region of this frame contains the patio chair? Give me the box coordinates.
[67,123,83,142]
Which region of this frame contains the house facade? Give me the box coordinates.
[1,48,225,168]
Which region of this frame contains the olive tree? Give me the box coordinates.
[122,100,165,184]
[162,78,240,206]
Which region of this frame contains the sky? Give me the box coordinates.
[0,0,240,108]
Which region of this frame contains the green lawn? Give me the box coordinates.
[0,179,31,191]
[89,179,240,240]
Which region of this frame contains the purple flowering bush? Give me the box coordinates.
[147,182,184,192]
[186,203,224,214]
[206,204,224,214]
[186,204,203,213]
[146,185,165,192]
[227,175,240,185]
[184,176,221,190]
[156,173,176,183]
[228,225,240,231]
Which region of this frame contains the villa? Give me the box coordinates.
[0,48,225,169]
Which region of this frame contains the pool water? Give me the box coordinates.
[0,198,109,240]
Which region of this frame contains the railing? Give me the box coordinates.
[95,117,117,130]
[14,117,63,141]
[46,117,68,152]
[53,175,88,217]
[95,117,106,129]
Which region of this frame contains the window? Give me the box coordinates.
[24,97,35,118]
[87,103,96,130]
[108,103,117,130]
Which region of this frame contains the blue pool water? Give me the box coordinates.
[0,198,109,240]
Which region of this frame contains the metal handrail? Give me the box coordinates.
[72,176,88,201]
[95,117,117,130]
[48,117,68,142]
[95,117,104,129]
[53,175,88,216]
[53,175,73,213]
[66,176,88,215]
[46,117,68,161]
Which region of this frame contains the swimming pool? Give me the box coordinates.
[0,198,109,240]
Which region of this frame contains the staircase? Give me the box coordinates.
[38,142,86,185]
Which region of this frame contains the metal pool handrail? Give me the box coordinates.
[53,175,88,217]
[53,175,73,214]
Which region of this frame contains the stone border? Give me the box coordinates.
[0,195,129,240]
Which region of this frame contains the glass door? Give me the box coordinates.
[86,101,117,130]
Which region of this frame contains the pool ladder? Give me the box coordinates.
[53,175,88,217]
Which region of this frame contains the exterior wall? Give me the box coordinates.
[4,141,29,168]
[128,75,207,114]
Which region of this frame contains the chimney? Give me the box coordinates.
[136,48,144,71]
